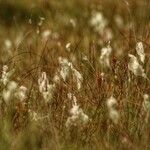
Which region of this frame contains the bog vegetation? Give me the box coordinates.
[0,0,150,149]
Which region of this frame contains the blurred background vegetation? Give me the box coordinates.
[0,0,149,53]
[0,0,150,27]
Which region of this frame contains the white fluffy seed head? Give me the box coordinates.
[67,92,77,106]
[38,72,49,93]
[66,104,89,128]
[136,42,145,63]
[53,72,60,83]
[38,72,55,103]
[58,57,83,90]
[71,68,83,90]
[16,86,27,101]
[128,54,146,78]
[42,84,56,102]
[58,57,70,81]
[70,105,80,115]
[66,93,89,128]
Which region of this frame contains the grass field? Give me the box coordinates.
[0,0,150,149]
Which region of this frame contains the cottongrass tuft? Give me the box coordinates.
[38,72,56,103]
[70,64,83,90]
[136,42,145,63]
[99,44,112,68]
[58,57,83,90]
[128,54,146,78]
[58,57,70,81]
[66,93,89,128]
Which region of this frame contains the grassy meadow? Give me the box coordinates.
[0,0,150,149]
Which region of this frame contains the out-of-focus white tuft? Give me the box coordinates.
[4,39,12,52]
[90,11,107,35]
[143,94,150,112]
[2,81,18,104]
[142,94,150,123]
[106,96,119,124]
[66,43,71,52]
[99,44,112,68]
[38,17,45,26]
[69,18,76,27]
[114,15,124,28]
[16,86,28,102]
[42,30,51,40]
